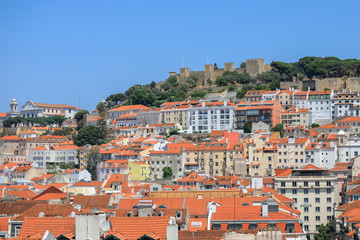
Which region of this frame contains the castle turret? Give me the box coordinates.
[204,64,214,82]
[224,62,234,72]
[179,68,190,83]
[246,58,266,76]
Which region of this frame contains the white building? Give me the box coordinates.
[293,90,310,109]
[29,145,79,168]
[187,101,236,134]
[275,164,338,234]
[338,135,360,163]
[308,90,333,124]
[261,90,280,101]
[305,141,337,169]
[21,101,81,119]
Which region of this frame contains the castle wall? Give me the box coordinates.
[280,81,303,90]
[315,77,360,91]
[246,58,266,76]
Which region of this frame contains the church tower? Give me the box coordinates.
[10,97,18,113]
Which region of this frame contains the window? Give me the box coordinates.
[315,181,320,187]
[316,207,320,212]
[281,182,285,187]
[304,189,308,194]
[327,188,331,194]
[304,225,309,232]
[212,224,221,230]
[304,198,308,203]
[292,189,297,194]
[304,181,308,187]
[304,216,309,221]
[327,216,332,221]
[292,181,297,187]
[327,181,331,186]
[316,216,320,221]
[281,189,286,194]
[316,198,320,203]
[293,198,297,203]
[327,207,332,212]
[304,207,308,212]
[315,189,320,194]
[327,198,332,203]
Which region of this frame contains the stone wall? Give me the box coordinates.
[173,60,266,86]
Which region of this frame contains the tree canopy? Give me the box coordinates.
[3,116,66,128]
[85,148,102,180]
[73,126,106,146]
[162,166,173,180]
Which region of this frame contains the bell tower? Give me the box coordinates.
[10,97,18,113]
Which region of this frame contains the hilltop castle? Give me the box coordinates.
[169,58,271,86]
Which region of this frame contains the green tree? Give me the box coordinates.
[191,91,207,99]
[186,74,199,88]
[96,102,108,132]
[85,148,102,180]
[214,63,219,70]
[52,127,73,136]
[206,78,213,87]
[272,124,284,138]
[317,221,334,240]
[311,123,320,128]
[228,84,236,91]
[162,166,173,180]
[74,110,89,130]
[169,128,179,136]
[215,76,227,86]
[243,122,252,133]
[73,126,106,146]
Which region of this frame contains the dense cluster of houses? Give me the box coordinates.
[2,88,360,239]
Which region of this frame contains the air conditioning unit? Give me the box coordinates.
[311,185,314,188]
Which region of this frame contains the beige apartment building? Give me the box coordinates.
[281,107,311,127]
[160,105,190,129]
[277,137,310,169]
[275,165,338,235]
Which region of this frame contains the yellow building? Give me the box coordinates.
[128,160,150,181]
[160,105,191,129]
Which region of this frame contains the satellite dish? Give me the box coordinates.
[152,204,157,210]
[100,221,110,232]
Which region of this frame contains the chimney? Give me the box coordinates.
[224,101,227,107]
[262,203,268,217]
[166,217,179,240]
[202,101,205,107]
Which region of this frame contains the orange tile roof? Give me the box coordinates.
[0,217,9,232]
[338,116,360,123]
[316,124,336,129]
[33,145,48,151]
[109,216,169,239]
[282,107,309,113]
[33,102,78,109]
[0,162,18,170]
[275,169,293,177]
[33,192,67,201]
[0,113,7,118]
[0,135,19,140]
[72,181,103,187]
[302,164,322,170]
[308,90,332,95]
[5,190,37,199]
[17,217,75,238]
[13,204,79,221]
[110,105,151,112]
[67,195,111,209]
[177,172,204,182]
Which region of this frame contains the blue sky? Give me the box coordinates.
[1,0,359,113]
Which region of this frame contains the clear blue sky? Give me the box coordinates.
[1,0,359,113]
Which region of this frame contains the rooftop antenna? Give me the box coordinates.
[183,56,185,68]
[207,53,209,64]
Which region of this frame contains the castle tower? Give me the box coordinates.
[224,62,234,72]
[179,68,190,83]
[204,64,214,82]
[10,97,18,113]
[246,58,266,76]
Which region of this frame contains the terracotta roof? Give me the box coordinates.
[72,181,103,187]
[275,169,293,177]
[109,216,169,239]
[17,217,75,238]
[338,116,360,123]
[316,124,336,129]
[33,102,78,109]
[282,107,309,113]
[110,105,151,112]
[346,185,360,195]
[67,195,111,209]
[0,113,7,118]
[0,135,19,140]
[5,190,37,199]
[302,164,322,170]
[0,217,9,232]
[177,172,204,182]
[13,204,79,221]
